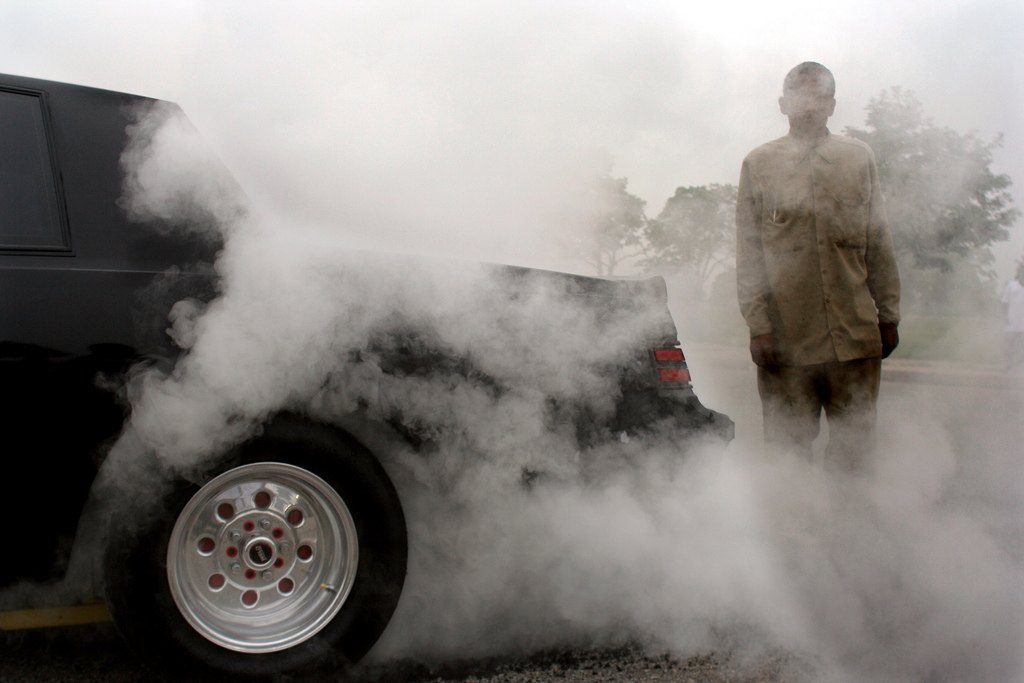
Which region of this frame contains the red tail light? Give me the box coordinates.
[652,346,691,389]
[658,367,691,383]
[654,348,684,362]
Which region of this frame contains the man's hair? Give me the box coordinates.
[783,62,835,96]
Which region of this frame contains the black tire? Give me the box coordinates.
[103,414,407,680]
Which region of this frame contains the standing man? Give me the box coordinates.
[735,62,901,470]
[1000,261,1024,370]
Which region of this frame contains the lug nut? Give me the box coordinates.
[261,570,273,580]
[230,563,241,574]
[230,531,242,542]
[280,542,292,553]
[260,519,272,531]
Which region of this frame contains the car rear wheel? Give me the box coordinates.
[103,416,407,679]
[167,461,360,653]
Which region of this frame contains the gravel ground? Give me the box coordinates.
[354,647,806,683]
[1,626,805,682]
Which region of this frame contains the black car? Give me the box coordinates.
[0,74,732,678]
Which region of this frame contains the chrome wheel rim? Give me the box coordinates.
[166,462,358,653]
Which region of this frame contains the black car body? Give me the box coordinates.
[0,74,731,677]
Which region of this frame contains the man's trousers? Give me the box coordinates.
[757,357,882,471]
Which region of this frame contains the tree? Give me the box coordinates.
[638,183,737,295]
[580,174,647,276]
[575,88,1016,315]
[845,88,1018,279]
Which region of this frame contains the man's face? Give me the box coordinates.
[778,76,835,134]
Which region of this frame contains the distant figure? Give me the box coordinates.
[1001,262,1024,371]
[735,62,901,471]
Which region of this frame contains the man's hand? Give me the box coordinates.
[879,322,899,358]
[750,333,781,367]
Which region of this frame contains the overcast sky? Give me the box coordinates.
[2,0,1022,274]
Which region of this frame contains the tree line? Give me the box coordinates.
[583,89,1018,316]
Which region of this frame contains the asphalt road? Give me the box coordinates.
[0,628,800,682]
[3,358,1020,682]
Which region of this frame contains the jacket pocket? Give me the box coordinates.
[824,191,868,249]
[763,209,807,254]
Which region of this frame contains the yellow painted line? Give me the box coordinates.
[0,603,111,630]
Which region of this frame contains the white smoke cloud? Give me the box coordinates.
[118,101,247,236]
[1,5,1021,678]
[370,409,1024,682]
[76,98,1024,683]
[3,1,1019,276]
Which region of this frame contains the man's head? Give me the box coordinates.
[779,62,836,137]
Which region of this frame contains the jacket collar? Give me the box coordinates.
[785,128,833,162]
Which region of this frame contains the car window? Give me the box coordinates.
[0,88,69,251]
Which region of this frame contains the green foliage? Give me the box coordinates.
[639,184,737,291]
[893,314,1003,363]
[899,254,1004,316]
[581,174,647,276]
[580,87,1016,322]
[845,88,1019,276]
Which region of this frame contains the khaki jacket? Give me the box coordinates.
[736,131,900,366]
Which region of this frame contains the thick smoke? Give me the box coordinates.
[119,100,248,236]
[92,102,1024,683]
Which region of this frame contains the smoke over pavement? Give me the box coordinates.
[85,99,1024,683]
[369,400,1023,683]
